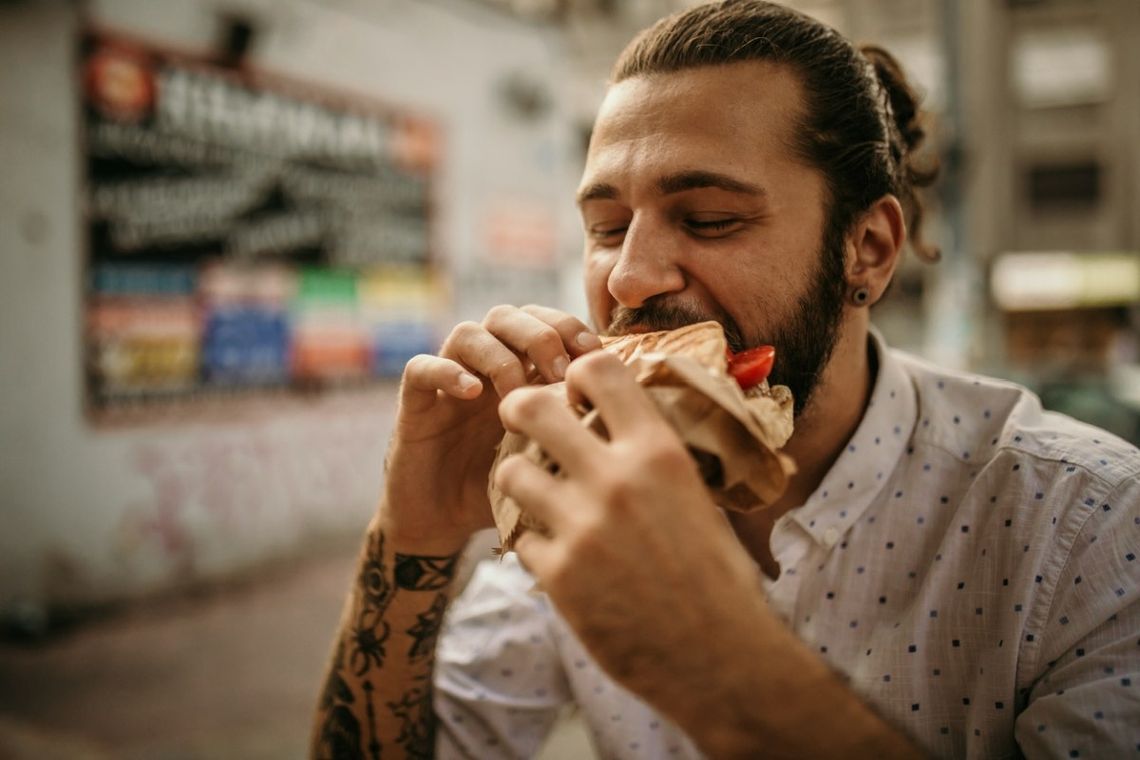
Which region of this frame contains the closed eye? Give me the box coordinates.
[589,225,628,244]
[685,217,743,237]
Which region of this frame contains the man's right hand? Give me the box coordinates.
[379,304,602,554]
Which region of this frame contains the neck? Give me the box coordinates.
[740,316,876,530]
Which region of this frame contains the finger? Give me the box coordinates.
[513,529,559,582]
[498,387,602,476]
[443,321,529,397]
[494,453,571,532]
[482,305,572,384]
[564,351,665,440]
[400,354,483,414]
[518,304,603,357]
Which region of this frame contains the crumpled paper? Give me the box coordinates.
[487,321,796,552]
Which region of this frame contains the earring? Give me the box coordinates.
[851,286,871,306]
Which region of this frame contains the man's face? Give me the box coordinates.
[578,61,848,416]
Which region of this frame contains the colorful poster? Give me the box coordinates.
[81,32,443,414]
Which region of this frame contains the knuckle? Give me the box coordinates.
[494,454,524,488]
[453,320,482,335]
[566,349,617,382]
[402,353,433,375]
[643,440,690,471]
[529,325,563,356]
[446,320,482,347]
[487,359,521,383]
[563,518,602,558]
[483,304,516,326]
[594,471,633,509]
[505,387,546,418]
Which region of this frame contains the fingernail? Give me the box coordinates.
[551,355,569,380]
[575,331,601,350]
[457,372,480,392]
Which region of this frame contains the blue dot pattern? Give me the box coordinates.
[433,329,1140,759]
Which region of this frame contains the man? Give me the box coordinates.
[312,2,1140,758]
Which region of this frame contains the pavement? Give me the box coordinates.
[0,540,593,759]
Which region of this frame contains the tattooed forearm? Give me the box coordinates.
[311,524,462,760]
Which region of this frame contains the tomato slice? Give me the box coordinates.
[726,345,776,390]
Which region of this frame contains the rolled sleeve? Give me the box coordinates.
[434,555,571,760]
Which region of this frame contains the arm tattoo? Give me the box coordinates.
[350,530,394,676]
[314,643,365,760]
[394,552,458,591]
[314,527,462,760]
[389,675,436,760]
[407,593,448,662]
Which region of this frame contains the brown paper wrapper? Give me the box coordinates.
[488,321,796,552]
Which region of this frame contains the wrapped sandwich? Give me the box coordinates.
[488,321,796,552]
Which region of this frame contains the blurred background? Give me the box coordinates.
[0,0,1137,756]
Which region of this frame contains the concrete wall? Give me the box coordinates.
[0,0,578,619]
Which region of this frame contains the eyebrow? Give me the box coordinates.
[576,170,767,205]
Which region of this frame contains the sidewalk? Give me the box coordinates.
[0,543,592,759]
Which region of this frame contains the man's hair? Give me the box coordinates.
[612,0,940,262]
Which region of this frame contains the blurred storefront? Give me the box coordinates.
[0,0,580,627]
[1,0,1138,628]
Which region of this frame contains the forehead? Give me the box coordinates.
[586,61,809,177]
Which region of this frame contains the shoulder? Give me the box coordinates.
[892,347,1140,491]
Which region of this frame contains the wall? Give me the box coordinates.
[0,0,578,618]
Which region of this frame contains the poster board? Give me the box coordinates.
[81,32,444,419]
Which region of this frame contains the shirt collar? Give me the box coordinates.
[786,326,917,546]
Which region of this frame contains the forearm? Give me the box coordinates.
[666,604,924,759]
[311,515,463,760]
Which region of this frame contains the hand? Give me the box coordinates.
[493,352,924,757]
[381,305,601,554]
[493,351,769,716]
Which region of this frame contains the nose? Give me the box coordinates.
[605,215,686,308]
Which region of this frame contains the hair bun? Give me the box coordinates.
[860,43,940,261]
[859,44,925,154]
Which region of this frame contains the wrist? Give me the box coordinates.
[374,502,472,558]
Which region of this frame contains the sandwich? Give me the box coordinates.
[487,320,796,552]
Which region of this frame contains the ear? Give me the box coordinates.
[845,194,906,304]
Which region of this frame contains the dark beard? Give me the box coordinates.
[603,225,847,418]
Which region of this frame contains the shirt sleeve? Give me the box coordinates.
[433,554,572,760]
[1015,473,1140,758]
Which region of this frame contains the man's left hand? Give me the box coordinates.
[494,350,770,720]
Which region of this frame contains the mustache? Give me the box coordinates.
[606,299,746,352]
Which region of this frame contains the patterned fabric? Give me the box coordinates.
[434,329,1140,759]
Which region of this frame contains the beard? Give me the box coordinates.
[603,223,848,419]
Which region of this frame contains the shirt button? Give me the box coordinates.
[823,527,840,547]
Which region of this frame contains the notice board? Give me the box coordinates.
[81,32,444,417]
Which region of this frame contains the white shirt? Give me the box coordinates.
[434,330,1140,759]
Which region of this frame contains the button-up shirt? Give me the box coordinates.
[434,329,1140,759]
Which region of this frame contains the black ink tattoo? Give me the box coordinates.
[363,680,380,760]
[350,529,394,675]
[394,552,458,591]
[315,643,365,760]
[316,533,461,760]
[389,676,435,760]
[359,529,395,616]
[349,619,390,676]
[406,593,447,662]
